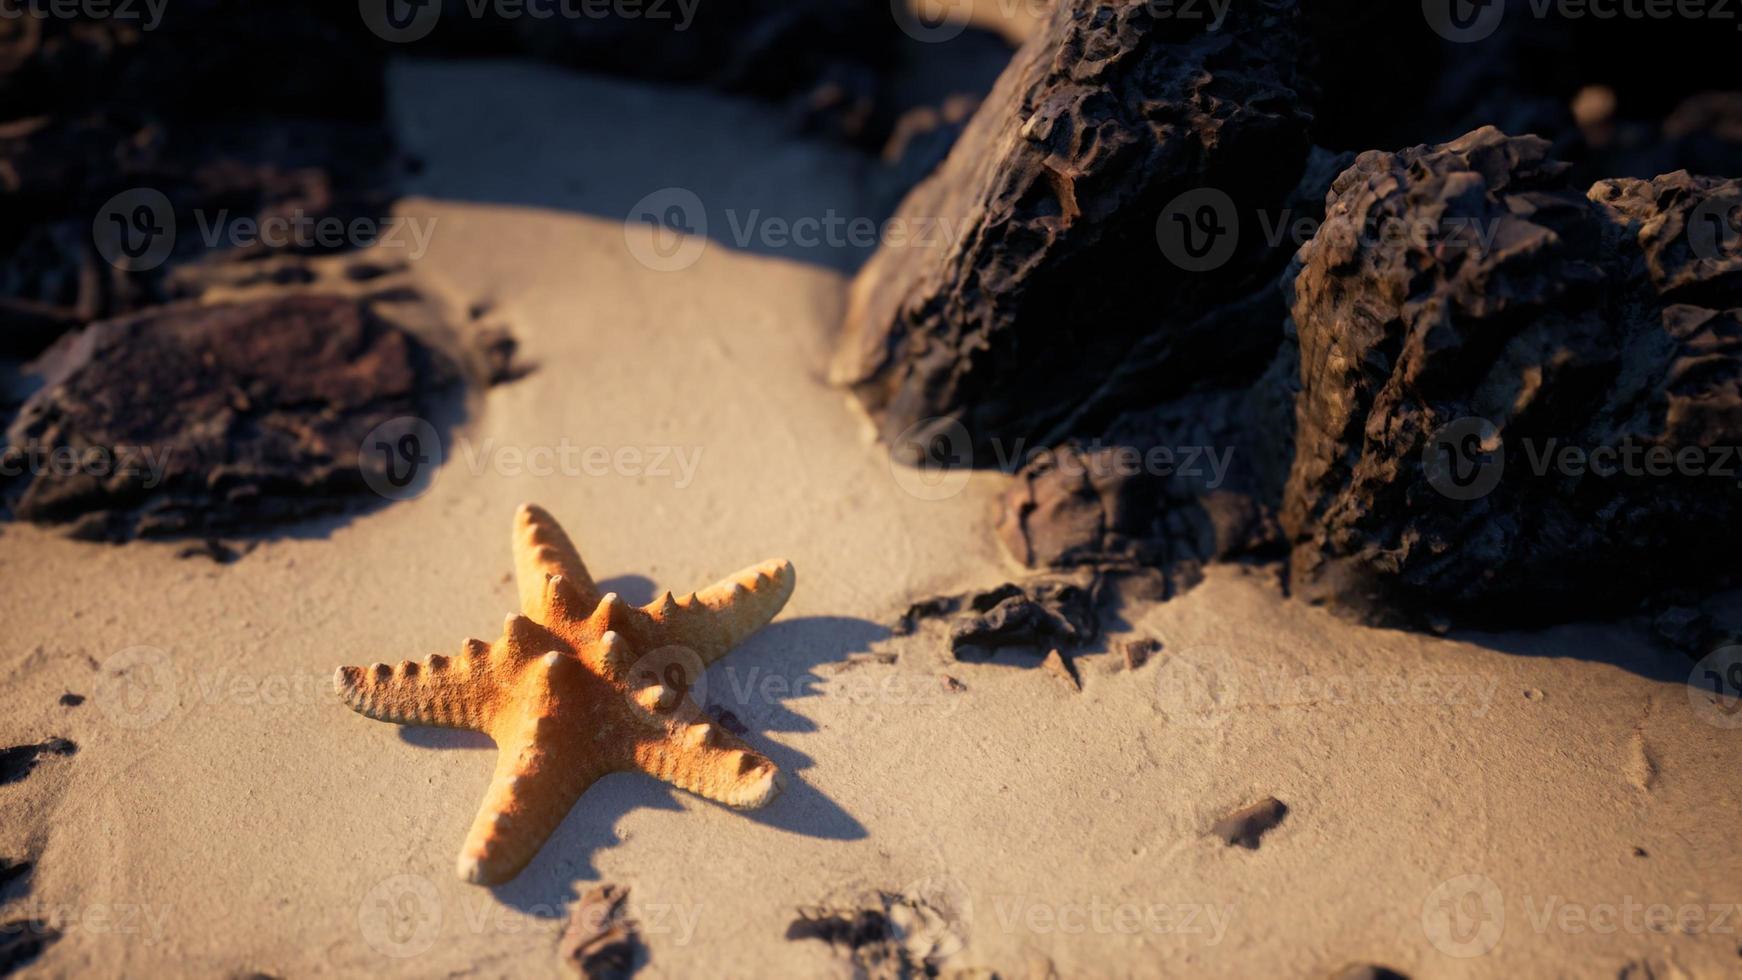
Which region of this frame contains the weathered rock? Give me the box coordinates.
[1210,796,1288,850]
[3,294,457,540]
[1281,127,1742,625]
[832,0,1316,452]
[895,579,1098,657]
[559,883,640,980]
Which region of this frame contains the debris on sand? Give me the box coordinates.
[559,884,641,980]
[1211,797,1289,850]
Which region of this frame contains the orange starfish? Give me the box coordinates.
[334,503,796,885]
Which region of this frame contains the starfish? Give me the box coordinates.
[334,503,796,886]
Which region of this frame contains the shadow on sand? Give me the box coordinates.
[395,612,886,916]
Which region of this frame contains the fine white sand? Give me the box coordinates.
[2,61,1738,979]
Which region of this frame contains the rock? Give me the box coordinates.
[788,885,968,977]
[559,884,640,980]
[1281,127,1742,626]
[1115,637,1160,671]
[3,294,458,540]
[1210,797,1288,850]
[831,0,1316,453]
[896,579,1099,657]
[946,581,1096,656]
[1040,648,1079,691]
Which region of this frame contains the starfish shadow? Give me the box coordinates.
[484,613,884,917]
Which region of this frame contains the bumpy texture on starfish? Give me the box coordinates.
[334,503,796,885]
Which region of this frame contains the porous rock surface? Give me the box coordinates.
[1281,126,1742,624]
[831,0,1316,451]
[3,294,456,540]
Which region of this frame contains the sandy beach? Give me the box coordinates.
[2,55,1738,979]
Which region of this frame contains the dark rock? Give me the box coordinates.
[788,886,966,977]
[57,693,83,707]
[3,294,458,540]
[897,579,1099,657]
[1211,797,1288,850]
[1115,636,1160,671]
[0,737,76,787]
[831,0,1317,453]
[498,0,897,104]
[1281,127,1742,626]
[946,581,1096,656]
[559,883,640,980]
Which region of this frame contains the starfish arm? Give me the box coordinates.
[334,640,496,730]
[457,728,613,885]
[642,559,796,667]
[514,502,601,619]
[629,711,783,809]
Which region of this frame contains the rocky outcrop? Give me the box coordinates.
[1281,127,1742,625]
[2,295,457,540]
[831,0,1316,452]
